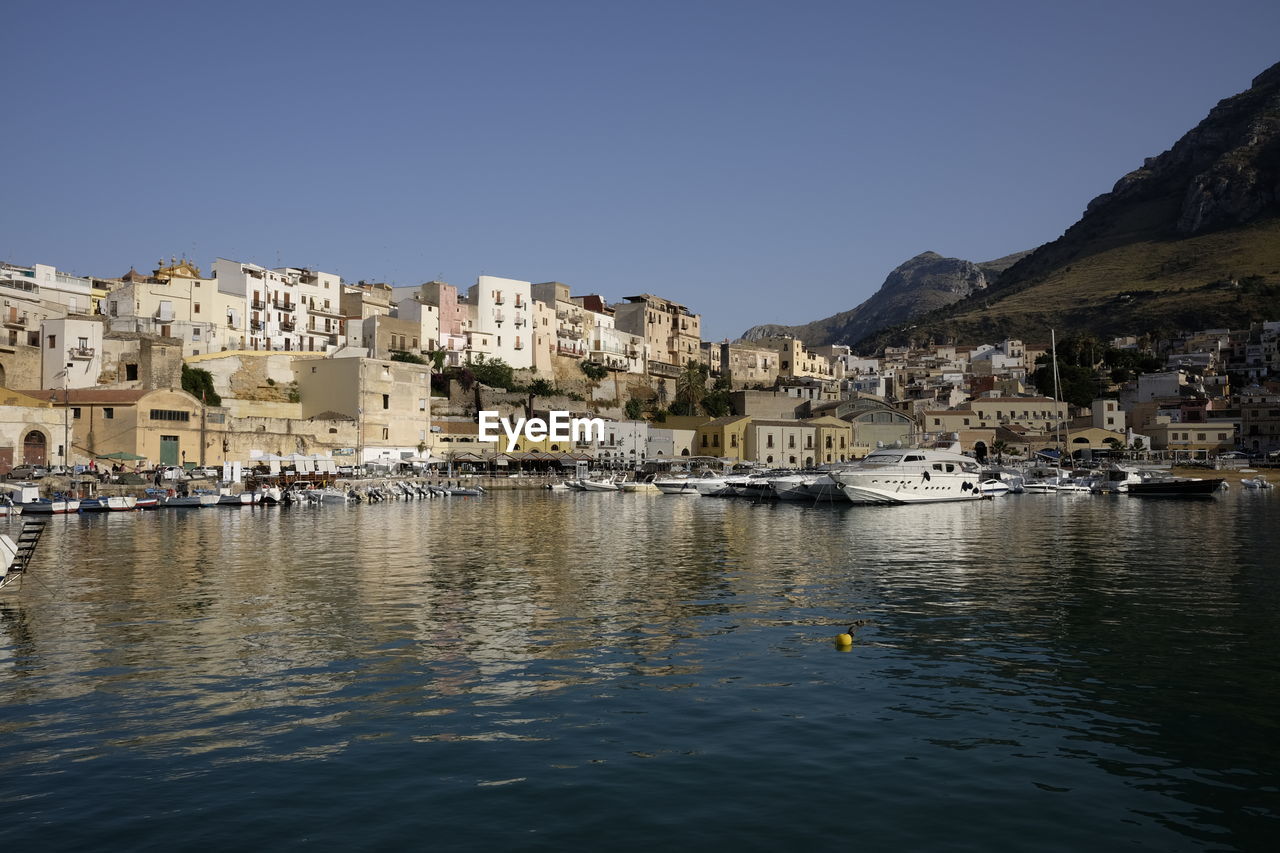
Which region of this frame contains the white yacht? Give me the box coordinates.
[830,448,984,504]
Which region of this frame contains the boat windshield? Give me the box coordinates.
[862,454,903,465]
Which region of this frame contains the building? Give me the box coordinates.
[613,294,701,379]
[1240,392,1280,453]
[0,387,65,472]
[755,337,839,382]
[708,341,779,387]
[745,419,818,468]
[295,356,433,464]
[693,415,750,462]
[466,275,533,369]
[101,259,227,356]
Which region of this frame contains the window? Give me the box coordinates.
[47,334,56,350]
[194,303,201,314]
[418,398,426,411]
[730,434,738,448]
[382,394,389,409]
[712,435,720,447]
[382,428,389,440]
[125,364,139,381]
[192,328,201,340]
[788,436,795,449]
[72,407,81,419]
[767,435,774,448]
[150,409,191,422]
[701,435,708,448]
[103,407,114,419]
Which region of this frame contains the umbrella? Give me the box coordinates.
[97,451,147,461]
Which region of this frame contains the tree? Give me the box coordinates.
[526,378,556,417]
[181,365,221,406]
[992,440,1009,464]
[390,351,428,365]
[580,361,608,382]
[624,397,645,420]
[672,360,708,416]
[468,355,517,390]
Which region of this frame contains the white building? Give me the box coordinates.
[41,317,104,390]
[465,275,533,369]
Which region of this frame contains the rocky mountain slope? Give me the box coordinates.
[740,249,1029,346]
[859,60,1280,350]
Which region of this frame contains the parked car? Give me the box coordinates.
[6,464,48,480]
[189,466,221,479]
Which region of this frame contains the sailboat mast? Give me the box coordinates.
[1050,328,1065,463]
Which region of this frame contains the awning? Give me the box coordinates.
[96,451,147,461]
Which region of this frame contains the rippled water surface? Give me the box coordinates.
[2,490,1278,850]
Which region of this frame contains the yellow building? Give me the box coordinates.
[295,357,432,464]
[694,415,750,462]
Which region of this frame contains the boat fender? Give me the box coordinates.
[167,488,177,497]
[922,471,931,481]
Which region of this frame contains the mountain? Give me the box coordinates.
[740,249,1030,346]
[858,61,1280,350]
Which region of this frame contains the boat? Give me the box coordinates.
[1089,466,1144,494]
[78,496,139,512]
[0,498,22,517]
[830,447,984,504]
[619,476,660,493]
[441,486,484,496]
[978,479,1011,496]
[654,477,702,495]
[1127,475,1224,497]
[581,477,622,492]
[1241,475,1273,489]
[21,499,72,515]
[217,491,260,506]
[134,498,160,510]
[161,493,221,508]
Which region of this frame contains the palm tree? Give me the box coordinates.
[992,440,1009,465]
[674,361,708,416]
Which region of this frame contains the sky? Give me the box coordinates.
[4,0,1279,341]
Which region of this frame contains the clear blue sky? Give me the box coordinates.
[4,0,1278,340]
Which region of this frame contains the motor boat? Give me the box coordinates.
[830,447,984,504]
[581,477,622,492]
[1127,475,1225,497]
[79,496,139,512]
[162,493,221,508]
[978,479,1011,496]
[654,477,701,495]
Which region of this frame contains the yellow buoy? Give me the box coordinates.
[835,632,853,646]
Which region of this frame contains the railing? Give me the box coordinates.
[647,360,681,378]
[251,299,267,310]
[3,312,27,328]
[273,301,295,312]
[281,318,296,331]
[69,346,95,360]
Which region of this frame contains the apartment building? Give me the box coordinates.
[467,275,533,369]
[613,294,701,378]
[531,282,588,360]
[102,260,228,356]
[755,336,840,381]
[295,356,432,463]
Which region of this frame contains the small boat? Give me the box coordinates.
[78,496,139,512]
[1127,476,1224,497]
[978,479,1011,496]
[581,478,622,492]
[21,499,71,515]
[162,493,221,508]
[134,498,160,510]
[441,486,484,497]
[619,476,660,493]
[217,491,260,506]
[1241,476,1273,489]
[0,498,23,517]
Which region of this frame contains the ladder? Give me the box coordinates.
[0,520,46,590]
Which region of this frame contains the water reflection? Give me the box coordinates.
[1,491,1277,849]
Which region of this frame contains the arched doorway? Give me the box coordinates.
[23,430,47,465]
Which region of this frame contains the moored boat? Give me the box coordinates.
[830,447,984,504]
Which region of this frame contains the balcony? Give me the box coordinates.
[250,319,264,332]
[281,318,296,331]
[273,301,296,312]
[251,299,267,310]
[647,360,681,378]
[3,311,27,329]
[69,346,95,360]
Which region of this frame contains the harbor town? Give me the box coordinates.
[0,256,1278,512]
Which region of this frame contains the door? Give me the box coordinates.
[160,435,180,466]
[23,431,47,465]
